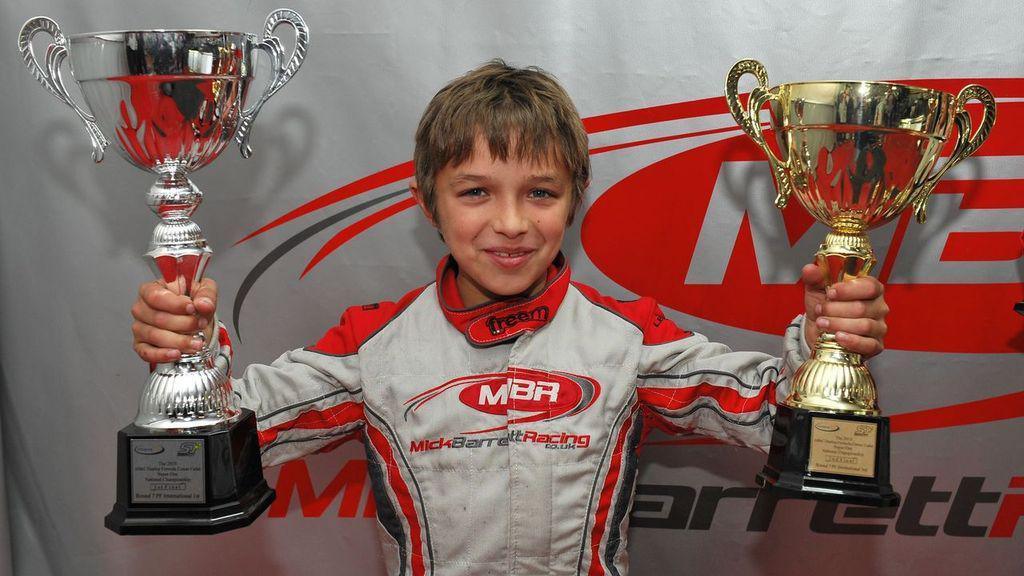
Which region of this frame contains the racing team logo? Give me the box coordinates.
[402,368,600,434]
[229,78,1023,436]
[230,77,1023,355]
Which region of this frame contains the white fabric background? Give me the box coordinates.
[0,1,1021,574]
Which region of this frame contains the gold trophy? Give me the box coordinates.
[726,59,996,506]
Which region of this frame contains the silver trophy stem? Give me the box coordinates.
[136,173,238,429]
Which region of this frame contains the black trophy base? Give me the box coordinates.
[757,404,899,507]
[105,409,275,535]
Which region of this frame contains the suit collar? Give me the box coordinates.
[436,253,570,346]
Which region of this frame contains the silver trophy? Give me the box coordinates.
[19,9,309,534]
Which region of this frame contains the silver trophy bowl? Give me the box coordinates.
[19,10,309,429]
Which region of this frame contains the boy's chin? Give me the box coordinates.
[493,286,536,299]
[487,276,548,300]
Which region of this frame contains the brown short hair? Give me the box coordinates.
[414,59,590,224]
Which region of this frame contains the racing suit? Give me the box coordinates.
[226,254,810,576]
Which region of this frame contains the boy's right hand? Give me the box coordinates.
[131,278,218,363]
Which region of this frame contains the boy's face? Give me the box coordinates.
[413,136,573,307]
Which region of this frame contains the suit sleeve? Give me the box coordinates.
[223,305,380,467]
[635,299,810,453]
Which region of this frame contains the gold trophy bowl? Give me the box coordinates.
[726,59,996,505]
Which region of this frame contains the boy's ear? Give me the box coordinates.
[409,178,437,227]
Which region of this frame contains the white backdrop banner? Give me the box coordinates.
[0,1,1021,575]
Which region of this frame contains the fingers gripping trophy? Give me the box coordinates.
[19,9,310,534]
[726,59,996,506]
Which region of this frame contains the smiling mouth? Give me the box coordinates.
[485,249,535,268]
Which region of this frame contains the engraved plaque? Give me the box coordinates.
[130,438,206,504]
[807,418,877,478]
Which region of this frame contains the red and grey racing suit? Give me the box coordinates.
[222,254,809,576]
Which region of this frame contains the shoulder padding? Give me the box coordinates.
[572,282,692,346]
[308,284,427,355]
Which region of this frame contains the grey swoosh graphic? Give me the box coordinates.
[231,188,410,339]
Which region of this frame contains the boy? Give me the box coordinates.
[131,60,888,575]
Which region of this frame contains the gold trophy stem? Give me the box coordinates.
[786,229,880,416]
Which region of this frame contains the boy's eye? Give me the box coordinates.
[528,188,556,199]
[459,187,487,198]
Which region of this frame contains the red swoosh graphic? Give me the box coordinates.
[300,197,418,278]
[589,124,749,156]
[583,95,725,133]
[645,391,1024,446]
[235,161,414,245]
[889,390,1024,433]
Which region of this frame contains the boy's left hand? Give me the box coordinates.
[801,263,889,359]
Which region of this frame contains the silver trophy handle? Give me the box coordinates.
[235,8,310,158]
[18,16,109,162]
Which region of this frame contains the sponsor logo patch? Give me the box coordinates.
[409,429,591,453]
[484,305,550,336]
[404,367,601,435]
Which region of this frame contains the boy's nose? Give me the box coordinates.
[491,201,529,237]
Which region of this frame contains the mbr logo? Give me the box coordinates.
[464,377,560,412]
[404,368,600,434]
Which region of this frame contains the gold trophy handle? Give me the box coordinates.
[726,59,793,209]
[912,84,997,223]
[726,59,770,141]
